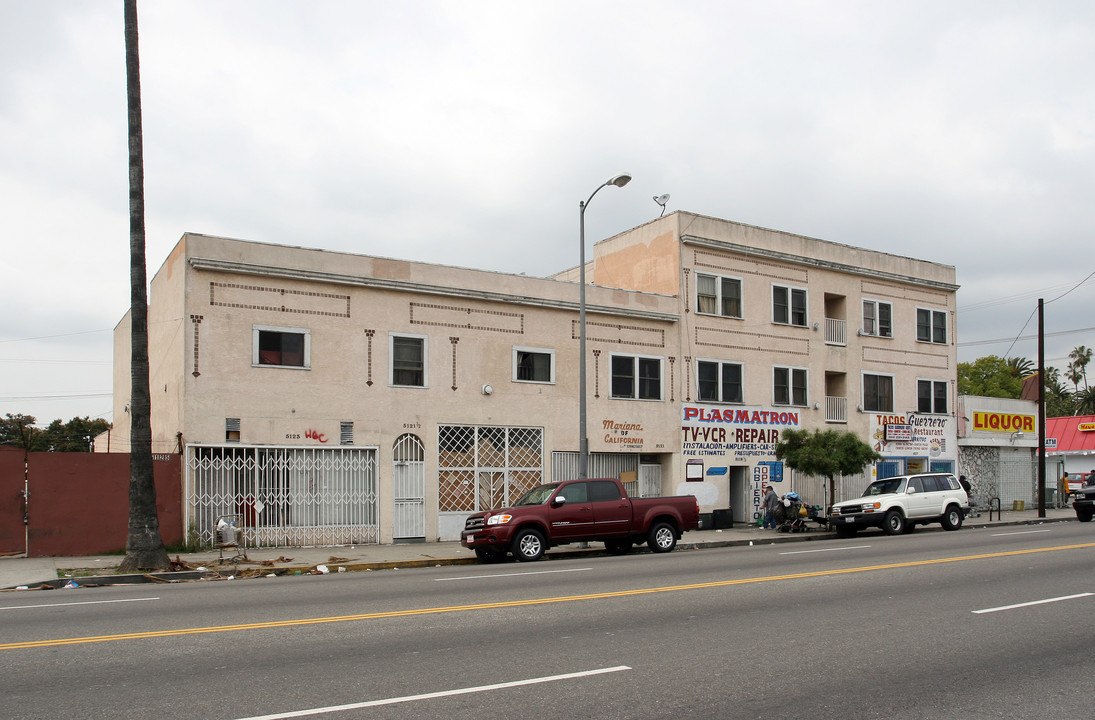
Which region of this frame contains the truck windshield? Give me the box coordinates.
[863,478,907,496]
[514,483,560,506]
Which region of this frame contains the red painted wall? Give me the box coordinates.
[0,447,25,555]
[0,450,182,557]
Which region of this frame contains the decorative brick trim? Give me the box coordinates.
[209,282,350,317]
[683,268,691,314]
[364,329,375,386]
[411,302,523,334]
[668,356,676,402]
[570,319,665,349]
[450,336,460,391]
[592,349,602,398]
[684,356,692,402]
[189,315,203,377]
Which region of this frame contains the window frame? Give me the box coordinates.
[772,365,808,407]
[862,372,895,413]
[916,308,948,344]
[695,272,744,319]
[512,346,555,384]
[772,284,808,327]
[696,358,744,404]
[389,332,429,388]
[917,378,948,414]
[862,299,893,338]
[610,353,664,401]
[252,324,311,369]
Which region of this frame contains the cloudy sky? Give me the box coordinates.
[2,0,1093,427]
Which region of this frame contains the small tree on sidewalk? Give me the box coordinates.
[774,429,881,511]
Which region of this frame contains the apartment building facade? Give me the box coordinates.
[107,213,958,544]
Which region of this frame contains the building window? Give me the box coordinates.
[862,300,893,338]
[916,308,947,344]
[253,325,310,368]
[513,347,555,383]
[225,417,240,443]
[611,354,662,400]
[863,373,894,412]
[697,360,743,403]
[773,285,807,327]
[390,333,427,387]
[773,366,807,406]
[696,273,742,318]
[917,379,948,414]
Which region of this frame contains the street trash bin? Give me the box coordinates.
[713,508,733,529]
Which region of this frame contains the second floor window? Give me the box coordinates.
[697,360,743,403]
[773,366,807,406]
[918,379,948,414]
[696,273,742,318]
[514,347,554,383]
[254,325,310,368]
[611,355,662,400]
[862,300,893,338]
[773,285,807,327]
[391,334,427,387]
[917,308,947,344]
[863,373,894,412]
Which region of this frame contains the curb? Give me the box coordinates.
[4,514,1076,590]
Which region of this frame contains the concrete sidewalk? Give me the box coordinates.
[0,507,1078,591]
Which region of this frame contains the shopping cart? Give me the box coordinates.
[214,514,249,565]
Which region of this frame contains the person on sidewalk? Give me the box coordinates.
[762,485,779,529]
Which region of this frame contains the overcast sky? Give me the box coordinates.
[2,0,1093,428]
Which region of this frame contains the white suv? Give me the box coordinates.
[829,472,968,538]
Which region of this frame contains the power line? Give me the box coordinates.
[958,325,1095,348]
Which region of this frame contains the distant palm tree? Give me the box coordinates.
[1076,387,1095,416]
[1005,356,1035,378]
[1070,346,1092,390]
[1066,361,1084,393]
[118,0,168,573]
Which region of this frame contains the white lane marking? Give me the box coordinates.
[0,597,160,611]
[232,665,632,720]
[991,529,1051,537]
[973,593,1094,614]
[436,567,593,582]
[779,546,871,555]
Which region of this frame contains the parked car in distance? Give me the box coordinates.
[460,477,699,562]
[1062,472,1094,498]
[1070,473,1095,522]
[829,472,968,538]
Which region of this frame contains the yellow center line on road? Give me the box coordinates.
[4,542,1093,651]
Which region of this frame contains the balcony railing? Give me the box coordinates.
[825,396,847,423]
[824,317,846,346]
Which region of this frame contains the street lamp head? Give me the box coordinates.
[608,173,632,188]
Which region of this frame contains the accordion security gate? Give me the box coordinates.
[186,445,379,547]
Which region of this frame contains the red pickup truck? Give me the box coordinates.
[460,477,699,562]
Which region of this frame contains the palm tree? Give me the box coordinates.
[1005,356,1035,378]
[118,0,168,573]
[1076,387,1095,416]
[1066,361,1084,393]
[1069,346,1092,390]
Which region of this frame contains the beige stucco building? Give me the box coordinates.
[107,212,958,544]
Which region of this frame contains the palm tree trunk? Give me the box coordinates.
[118,0,168,572]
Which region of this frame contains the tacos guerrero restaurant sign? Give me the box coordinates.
[682,405,800,462]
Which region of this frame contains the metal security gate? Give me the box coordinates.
[438,426,543,512]
[186,445,378,547]
[393,434,425,539]
[638,462,662,498]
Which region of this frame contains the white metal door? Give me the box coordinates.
[393,434,425,539]
[639,463,661,498]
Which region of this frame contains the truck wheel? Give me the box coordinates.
[1077,507,1094,523]
[604,539,632,555]
[512,528,546,562]
[647,522,677,553]
[882,510,905,536]
[474,547,506,563]
[835,525,857,539]
[940,505,963,531]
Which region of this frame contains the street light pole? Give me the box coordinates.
[579,173,631,479]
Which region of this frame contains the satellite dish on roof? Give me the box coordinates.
[653,193,671,217]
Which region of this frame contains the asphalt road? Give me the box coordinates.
[3,523,1094,719]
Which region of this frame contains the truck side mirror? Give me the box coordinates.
[551,495,567,508]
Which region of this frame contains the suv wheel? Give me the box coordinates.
[1077,507,1094,523]
[835,525,857,539]
[940,505,963,531]
[883,510,906,535]
[512,528,546,562]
